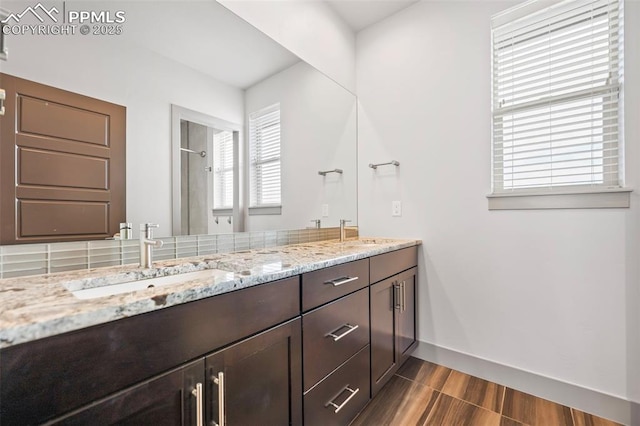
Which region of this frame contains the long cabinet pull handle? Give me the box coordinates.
[324,276,358,287]
[190,383,203,426]
[325,386,360,413]
[401,280,406,313]
[393,283,401,310]
[0,88,5,116]
[212,372,225,426]
[326,324,359,341]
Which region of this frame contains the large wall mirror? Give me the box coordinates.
[0,0,357,243]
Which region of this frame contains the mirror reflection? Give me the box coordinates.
[0,0,357,244]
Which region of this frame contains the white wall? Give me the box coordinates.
[1,34,244,237]
[244,61,357,231]
[218,0,356,93]
[356,0,640,420]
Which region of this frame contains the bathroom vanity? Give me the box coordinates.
[0,238,419,425]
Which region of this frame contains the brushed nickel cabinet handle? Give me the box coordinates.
[326,324,359,341]
[212,372,225,426]
[401,280,406,313]
[324,276,358,287]
[393,282,401,310]
[325,386,360,413]
[0,88,5,116]
[190,383,203,426]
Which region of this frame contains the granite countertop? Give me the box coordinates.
[0,237,420,349]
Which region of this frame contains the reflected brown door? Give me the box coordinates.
[0,73,125,244]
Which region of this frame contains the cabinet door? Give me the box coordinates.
[370,276,397,397]
[396,267,417,364]
[49,360,204,426]
[205,318,302,426]
[370,267,418,397]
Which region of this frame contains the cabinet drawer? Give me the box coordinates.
[302,259,369,311]
[370,246,418,284]
[304,346,370,426]
[303,287,369,391]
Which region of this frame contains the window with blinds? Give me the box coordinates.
[491,0,623,193]
[213,130,234,210]
[249,104,281,208]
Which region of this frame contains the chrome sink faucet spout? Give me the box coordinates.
[340,219,351,242]
[140,223,163,268]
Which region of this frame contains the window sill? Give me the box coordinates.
[248,205,282,216]
[487,188,633,210]
[212,208,233,216]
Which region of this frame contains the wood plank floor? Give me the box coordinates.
[351,357,621,426]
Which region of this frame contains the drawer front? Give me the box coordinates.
[302,259,369,311]
[304,346,370,426]
[303,287,369,391]
[370,246,418,284]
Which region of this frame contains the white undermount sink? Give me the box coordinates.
[68,269,233,300]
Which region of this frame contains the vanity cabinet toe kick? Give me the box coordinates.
[0,245,419,425]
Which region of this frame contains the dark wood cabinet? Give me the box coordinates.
[48,360,204,426]
[48,319,302,426]
[370,247,418,397]
[396,267,417,363]
[0,245,419,426]
[0,277,299,425]
[370,275,397,396]
[301,260,371,426]
[205,318,302,426]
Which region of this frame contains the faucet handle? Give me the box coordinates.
[340,219,352,225]
[140,223,160,238]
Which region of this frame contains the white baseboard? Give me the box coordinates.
[413,340,637,426]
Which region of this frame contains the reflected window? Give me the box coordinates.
[249,103,281,208]
[213,130,234,209]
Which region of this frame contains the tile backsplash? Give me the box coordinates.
[0,227,358,279]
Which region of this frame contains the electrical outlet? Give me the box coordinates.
[392,201,402,217]
[321,204,329,217]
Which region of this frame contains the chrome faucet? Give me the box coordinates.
[339,219,351,242]
[139,223,163,268]
[311,219,321,229]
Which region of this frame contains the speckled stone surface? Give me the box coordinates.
[0,238,420,349]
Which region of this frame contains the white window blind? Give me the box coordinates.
[491,0,623,193]
[213,130,234,210]
[249,104,281,207]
